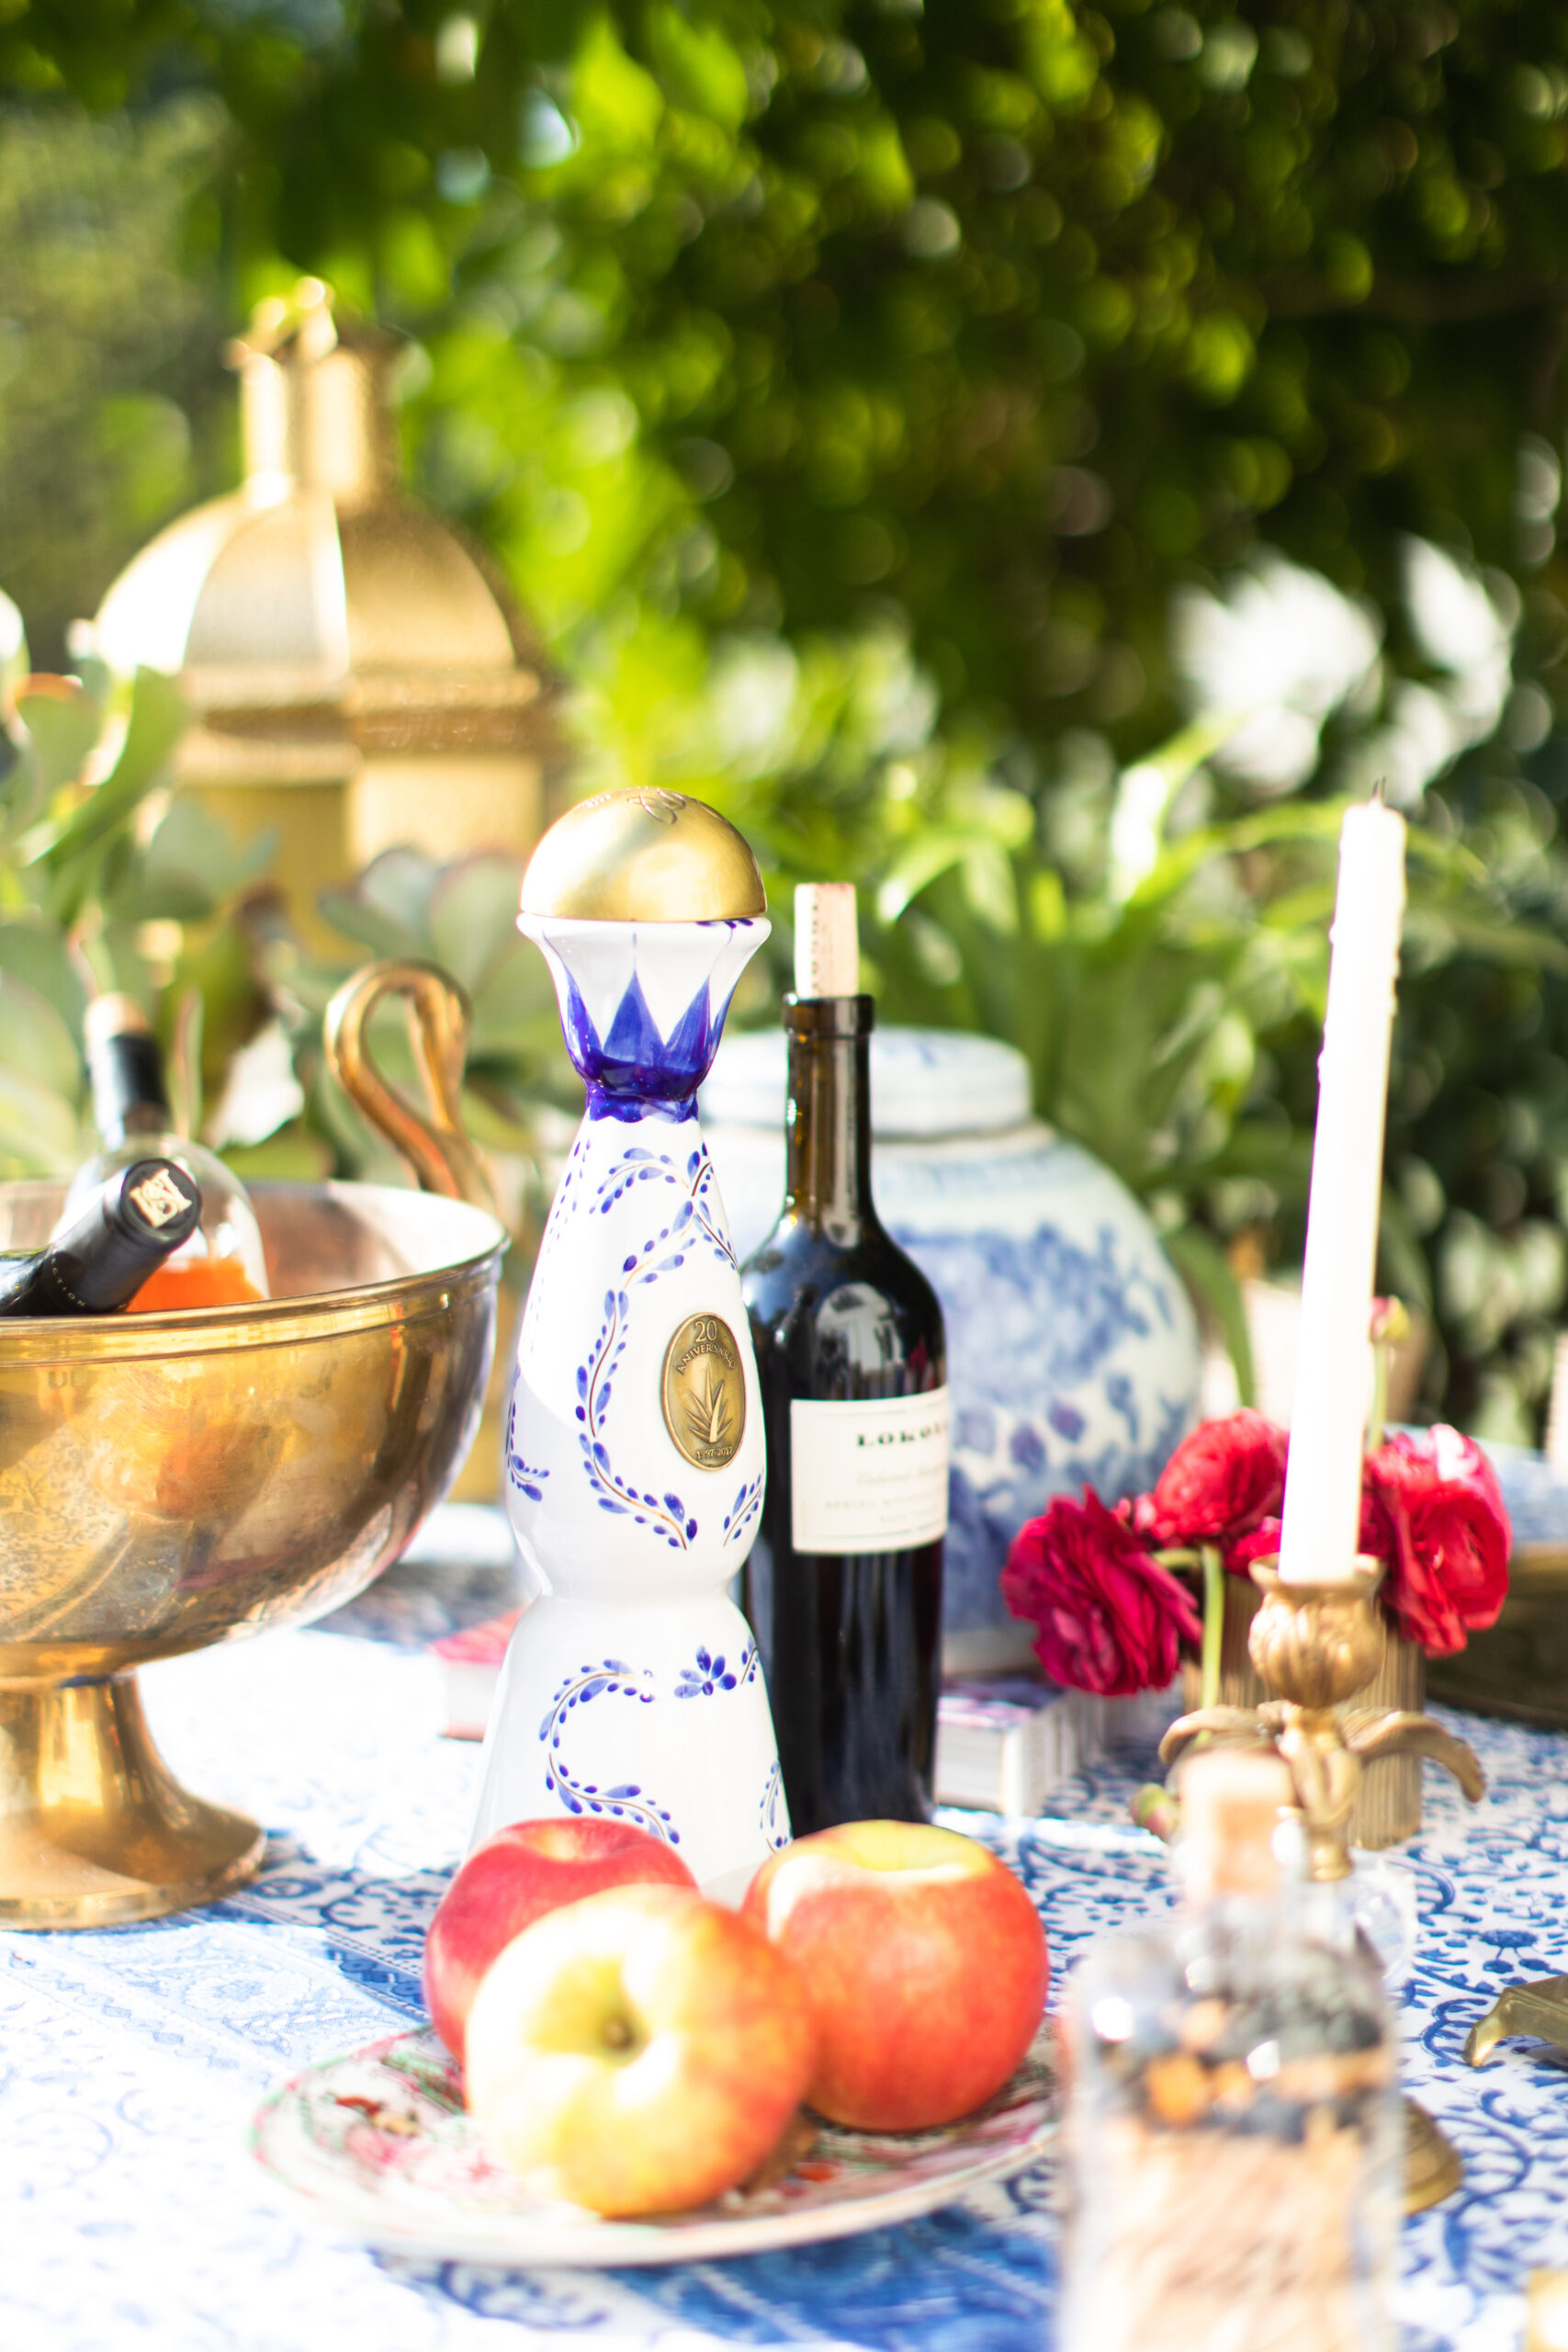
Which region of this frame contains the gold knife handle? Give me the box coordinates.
[323,958,497,1215]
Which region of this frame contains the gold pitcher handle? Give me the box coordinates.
[323,959,498,1215]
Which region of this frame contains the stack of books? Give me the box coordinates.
[933,1674,1106,1816]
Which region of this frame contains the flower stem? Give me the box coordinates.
[1366,1295,1406,1454]
[1201,1542,1225,1713]
[1367,1335,1391,1456]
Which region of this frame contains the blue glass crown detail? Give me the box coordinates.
[562,964,737,1122]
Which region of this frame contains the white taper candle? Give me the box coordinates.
[1277,798,1407,1584]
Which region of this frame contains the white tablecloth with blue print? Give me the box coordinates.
[4,1539,1566,2352]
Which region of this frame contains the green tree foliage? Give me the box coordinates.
[8,2,1567,744]
[6,2,1568,1435]
[0,102,232,663]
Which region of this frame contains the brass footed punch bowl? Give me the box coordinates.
[0,1132,505,1928]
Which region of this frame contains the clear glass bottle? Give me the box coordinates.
[60,994,269,1306]
[1061,1747,1400,2352]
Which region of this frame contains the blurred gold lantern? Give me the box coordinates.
[84,280,562,949]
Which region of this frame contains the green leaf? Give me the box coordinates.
[318,847,441,961]
[11,675,104,795]
[0,1083,81,1174]
[646,5,749,130]
[855,116,915,213]
[1106,717,1237,901]
[426,854,529,997]
[570,13,664,152]
[1163,1224,1256,1408]
[1405,907,1568,977]
[33,667,186,880]
[959,841,1019,934]
[0,969,83,1101]
[0,922,87,1039]
[0,587,27,697]
[120,795,276,920]
[875,829,977,922]
[221,1126,334,1183]
[0,1046,82,1175]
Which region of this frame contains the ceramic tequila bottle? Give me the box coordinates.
[472,791,789,1887]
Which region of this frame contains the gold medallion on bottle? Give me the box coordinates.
[661,1314,746,1471]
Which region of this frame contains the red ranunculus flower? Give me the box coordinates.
[1359,1427,1510,1657]
[1225,1519,1283,1575]
[1145,1409,1290,1565]
[1002,1489,1203,1698]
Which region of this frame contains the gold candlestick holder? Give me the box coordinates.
[1161,1557,1484,1881]
[1159,1554,1484,2213]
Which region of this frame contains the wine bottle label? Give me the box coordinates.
[789,1386,951,1554]
[126,1165,197,1231]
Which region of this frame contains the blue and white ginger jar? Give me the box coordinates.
[701,1026,1201,1670]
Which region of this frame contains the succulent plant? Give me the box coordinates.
[0,618,276,1180]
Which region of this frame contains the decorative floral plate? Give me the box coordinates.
[250,2027,1059,2265]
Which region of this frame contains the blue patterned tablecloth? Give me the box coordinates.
[5,1528,1567,2352]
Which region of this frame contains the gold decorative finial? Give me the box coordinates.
[520,790,767,922]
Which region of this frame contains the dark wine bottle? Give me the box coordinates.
[0,1159,202,1317]
[60,994,269,1304]
[741,885,949,1833]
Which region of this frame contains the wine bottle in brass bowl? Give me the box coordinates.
[0,967,507,1931]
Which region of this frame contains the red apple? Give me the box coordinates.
[742,1819,1048,2131]
[464,1882,818,2216]
[424,1817,695,2063]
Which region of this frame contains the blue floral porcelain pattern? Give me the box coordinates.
[895,1222,1196,1636]
[760,1758,789,1850]
[564,1145,739,1544]
[3,1541,1565,2350]
[503,1395,550,1505]
[722,1473,765,1548]
[674,1643,759,1698]
[537,1659,678,1844]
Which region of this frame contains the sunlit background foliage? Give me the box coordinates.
[5,0,1568,1438]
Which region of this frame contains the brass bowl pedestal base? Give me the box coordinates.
[0,1678,265,1928]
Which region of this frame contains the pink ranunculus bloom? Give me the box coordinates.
[1002,1489,1203,1698]
[1144,1409,1289,1557]
[1359,1426,1511,1658]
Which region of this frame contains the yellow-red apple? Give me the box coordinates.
[424,1817,694,2064]
[465,1883,818,2216]
[742,1819,1047,2131]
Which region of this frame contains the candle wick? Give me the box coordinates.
[1370,778,1387,806]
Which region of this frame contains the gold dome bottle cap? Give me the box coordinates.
[520,789,766,922]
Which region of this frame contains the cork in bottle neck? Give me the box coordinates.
[795,882,859,999]
[1177,1747,1295,1905]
